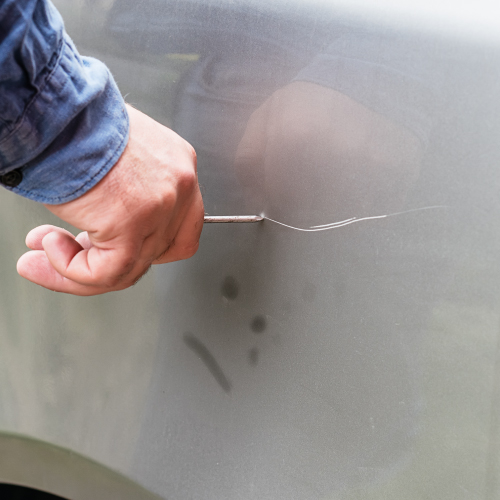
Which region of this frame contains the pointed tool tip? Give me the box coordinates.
[204,215,264,223]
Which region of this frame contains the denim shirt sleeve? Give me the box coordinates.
[0,0,129,205]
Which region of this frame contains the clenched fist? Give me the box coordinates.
[17,104,204,295]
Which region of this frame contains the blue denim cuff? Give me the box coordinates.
[0,35,129,204]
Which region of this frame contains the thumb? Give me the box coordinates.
[42,230,86,279]
[42,231,134,287]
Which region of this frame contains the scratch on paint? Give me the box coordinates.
[263,205,448,232]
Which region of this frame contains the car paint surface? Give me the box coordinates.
[1,1,500,499]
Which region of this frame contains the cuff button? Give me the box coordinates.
[0,169,23,187]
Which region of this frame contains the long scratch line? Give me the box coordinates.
[264,205,448,232]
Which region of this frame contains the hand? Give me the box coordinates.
[235,82,423,225]
[17,104,204,295]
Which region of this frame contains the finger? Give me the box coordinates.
[42,230,85,273]
[17,250,111,296]
[42,231,139,287]
[153,186,204,264]
[75,231,93,249]
[25,225,75,251]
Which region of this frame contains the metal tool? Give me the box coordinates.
[204,215,263,223]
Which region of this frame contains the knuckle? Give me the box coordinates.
[155,241,173,262]
[186,143,197,164]
[178,241,200,260]
[161,187,177,212]
[177,139,197,172]
[177,168,197,195]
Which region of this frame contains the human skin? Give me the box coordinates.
[16,104,205,295]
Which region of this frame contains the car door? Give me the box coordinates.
[1,1,500,499]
